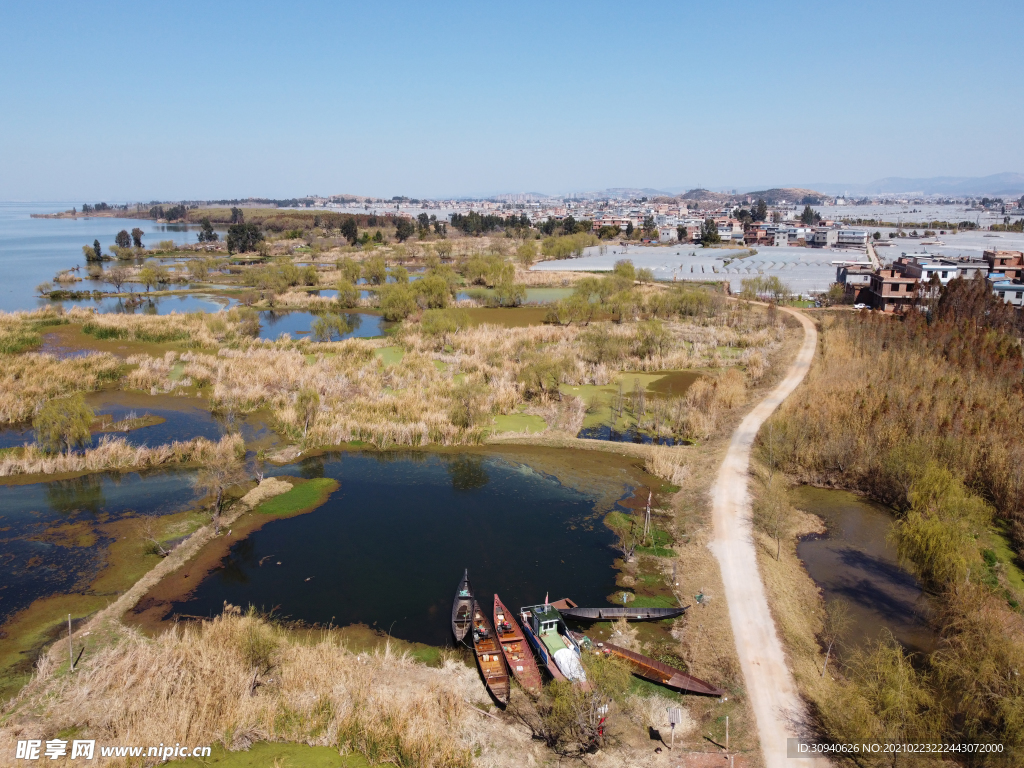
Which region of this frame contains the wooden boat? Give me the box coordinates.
[451,569,473,643]
[494,594,543,695]
[519,601,587,685]
[586,635,724,696]
[471,599,510,705]
[560,605,689,622]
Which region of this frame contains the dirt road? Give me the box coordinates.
[708,308,821,768]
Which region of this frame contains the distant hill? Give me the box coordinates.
[806,173,1024,197]
[675,187,825,204]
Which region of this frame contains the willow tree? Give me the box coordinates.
[33,394,94,455]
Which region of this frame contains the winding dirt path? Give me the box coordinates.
[708,308,821,768]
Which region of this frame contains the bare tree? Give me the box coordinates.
[753,473,795,561]
[106,266,130,294]
[821,599,852,677]
[194,448,249,534]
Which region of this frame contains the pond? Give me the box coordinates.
[311,289,374,301]
[576,425,685,445]
[143,450,630,647]
[0,469,198,626]
[455,287,575,304]
[40,293,235,315]
[0,392,269,451]
[792,486,937,654]
[258,310,386,341]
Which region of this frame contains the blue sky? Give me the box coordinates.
[1,0,1021,200]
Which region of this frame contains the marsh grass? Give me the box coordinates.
[0,434,243,477]
[0,612,474,768]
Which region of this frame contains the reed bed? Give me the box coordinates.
[0,352,122,423]
[0,612,477,767]
[0,434,243,477]
[119,310,778,449]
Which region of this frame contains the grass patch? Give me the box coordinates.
[168,361,186,382]
[82,322,188,344]
[168,741,368,767]
[256,477,338,516]
[491,413,547,434]
[374,346,404,366]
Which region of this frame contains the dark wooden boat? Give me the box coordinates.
[599,639,724,696]
[451,569,473,643]
[494,594,543,695]
[560,605,689,622]
[471,599,510,705]
[519,602,588,685]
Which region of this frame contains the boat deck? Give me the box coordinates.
[540,630,569,656]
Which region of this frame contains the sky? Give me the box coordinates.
[1,0,1022,201]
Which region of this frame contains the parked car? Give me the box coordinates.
[853,303,868,310]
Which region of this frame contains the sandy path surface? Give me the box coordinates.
[708,308,822,768]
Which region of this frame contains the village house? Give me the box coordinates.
[868,268,919,312]
[983,250,1023,281]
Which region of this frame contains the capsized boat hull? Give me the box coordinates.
[560,605,688,622]
[598,639,724,696]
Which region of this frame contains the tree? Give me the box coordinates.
[420,308,470,347]
[700,218,721,246]
[753,198,768,222]
[33,394,94,455]
[636,267,654,284]
[106,266,130,293]
[363,255,387,285]
[624,221,634,237]
[337,257,362,284]
[873,231,881,241]
[198,218,218,243]
[227,223,264,254]
[139,267,158,292]
[193,448,248,534]
[389,265,409,284]
[131,228,144,248]
[412,274,452,308]
[340,217,358,245]
[82,244,104,263]
[378,284,418,320]
[613,259,636,282]
[295,388,320,438]
[416,212,430,234]
[115,230,132,249]
[93,239,103,261]
[334,279,360,309]
[821,599,851,678]
[753,474,795,560]
[641,215,657,237]
[676,225,687,242]
[516,240,537,266]
[800,205,820,225]
[230,207,244,224]
[311,313,353,342]
[394,218,415,242]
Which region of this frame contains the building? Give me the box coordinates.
[837,264,873,301]
[658,225,680,242]
[810,227,838,248]
[983,250,1023,281]
[894,254,960,285]
[868,268,919,312]
[992,279,1024,307]
[773,231,789,247]
[836,230,869,248]
[951,258,989,281]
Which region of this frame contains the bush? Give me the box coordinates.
[378,284,417,320]
[334,279,360,309]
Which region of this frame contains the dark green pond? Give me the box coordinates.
[793,486,937,654]
[171,451,624,647]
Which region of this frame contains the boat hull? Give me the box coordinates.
[451,569,473,642]
[494,594,543,694]
[471,600,510,705]
[560,605,688,622]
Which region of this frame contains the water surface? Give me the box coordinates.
[793,486,936,654]
[169,451,623,646]
[258,310,385,340]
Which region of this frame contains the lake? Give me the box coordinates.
[0,202,224,313]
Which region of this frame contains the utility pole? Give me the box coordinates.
[68,614,74,672]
